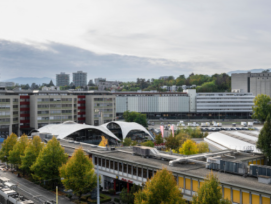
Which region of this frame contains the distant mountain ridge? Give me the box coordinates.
[3,77,55,85]
[228,68,271,75]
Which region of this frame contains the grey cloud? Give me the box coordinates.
[0,40,224,82]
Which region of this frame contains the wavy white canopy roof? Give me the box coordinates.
[34,121,120,141]
[204,131,261,153]
[101,121,153,140]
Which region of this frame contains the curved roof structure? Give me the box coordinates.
[34,121,120,141]
[101,121,153,140]
[204,131,261,153]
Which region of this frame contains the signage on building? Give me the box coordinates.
[121,178,133,184]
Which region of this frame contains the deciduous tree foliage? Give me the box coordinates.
[252,94,271,122]
[123,138,132,146]
[192,172,231,204]
[31,137,68,186]
[165,135,180,151]
[0,133,17,163]
[120,184,141,204]
[8,134,29,167]
[154,134,163,145]
[59,147,97,202]
[179,139,198,155]
[123,111,148,127]
[197,142,209,153]
[134,168,185,204]
[257,114,271,165]
[141,140,154,147]
[20,136,44,174]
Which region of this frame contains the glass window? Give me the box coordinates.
[102,159,105,167]
[106,160,109,168]
[133,166,137,176]
[110,161,114,170]
[114,162,118,171]
[128,165,132,174]
[119,163,122,172]
[143,168,147,178]
[123,164,127,173]
[98,158,101,166]
[94,157,97,165]
[148,169,153,179]
[138,167,142,177]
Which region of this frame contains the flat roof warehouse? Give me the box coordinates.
[60,139,271,203]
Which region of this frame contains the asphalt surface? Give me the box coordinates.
[0,167,74,204]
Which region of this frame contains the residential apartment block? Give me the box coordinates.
[232,72,271,97]
[73,71,87,87]
[0,88,115,136]
[56,72,70,86]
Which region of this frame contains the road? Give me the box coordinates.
[0,165,74,204]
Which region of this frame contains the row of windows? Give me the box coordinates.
[37,98,74,102]
[37,116,73,120]
[94,157,156,179]
[38,104,75,108]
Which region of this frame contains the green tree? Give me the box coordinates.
[31,137,68,188]
[120,184,141,204]
[8,134,29,167]
[123,111,148,127]
[154,134,163,145]
[123,138,132,146]
[192,172,231,204]
[256,114,271,165]
[179,139,198,155]
[141,140,154,147]
[197,142,209,153]
[165,135,180,151]
[20,136,44,174]
[134,168,185,204]
[59,147,97,202]
[252,94,271,122]
[0,133,18,163]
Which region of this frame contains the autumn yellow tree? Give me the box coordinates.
[59,147,97,202]
[0,133,17,164]
[197,142,209,153]
[20,136,44,174]
[134,168,185,204]
[192,172,231,204]
[179,139,198,155]
[9,134,30,167]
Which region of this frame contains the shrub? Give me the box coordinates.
[108,188,116,195]
[114,197,120,203]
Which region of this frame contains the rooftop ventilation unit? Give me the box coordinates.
[250,164,271,177]
[206,159,247,175]
[133,146,150,157]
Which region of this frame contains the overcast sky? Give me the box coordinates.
[0,0,270,81]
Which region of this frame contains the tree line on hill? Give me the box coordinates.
[120,73,231,92]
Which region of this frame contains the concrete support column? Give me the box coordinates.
[240,190,243,204]
[249,192,252,204]
[190,179,193,195]
[231,188,233,202]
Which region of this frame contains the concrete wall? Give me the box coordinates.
[231,73,248,92]
[116,95,189,113]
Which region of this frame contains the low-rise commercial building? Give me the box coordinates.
[61,141,271,203]
[114,91,190,119]
[113,89,255,120]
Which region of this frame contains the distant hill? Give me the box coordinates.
[4,77,55,85]
[228,68,271,75]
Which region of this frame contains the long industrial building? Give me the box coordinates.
[113,89,255,120]
[232,72,271,97]
[0,87,115,136]
[61,140,271,204]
